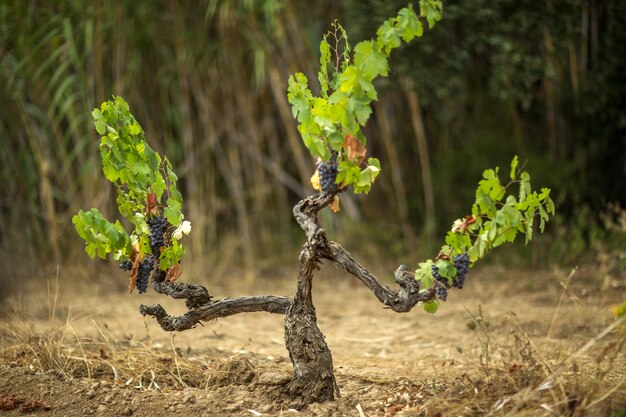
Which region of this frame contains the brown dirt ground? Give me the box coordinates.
[0,264,624,417]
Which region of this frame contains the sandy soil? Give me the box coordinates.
[0,264,624,416]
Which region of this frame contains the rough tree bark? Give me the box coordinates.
[140,190,437,407]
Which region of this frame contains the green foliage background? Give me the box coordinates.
[1,0,624,274]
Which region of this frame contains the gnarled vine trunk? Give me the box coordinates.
[140,191,435,407]
[284,257,337,404]
[284,193,339,404]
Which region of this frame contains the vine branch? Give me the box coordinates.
[140,296,291,331]
[325,241,435,312]
[294,191,434,313]
[140,269,291,331]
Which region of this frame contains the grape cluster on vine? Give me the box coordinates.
[147,216,167,255]
[431,264,448,301]
[119,259,133,271]
[318,154,338,193]
[453,253,470,289]
[136,256,155,294]
[431,252,471,302]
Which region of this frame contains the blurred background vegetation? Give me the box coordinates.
[1,0,625,280]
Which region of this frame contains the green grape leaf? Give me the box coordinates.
[92,109,106,135]
[419,0,443,28]
[397,5,422,42]
[348,97,373,126]
[159,239,185,270]
[415,260,434,289]
[435,259,456,281]
[353,162,381,194]
[493,227,517,247]
[510,155,519,180]
[354,41,388,80]
[423,300,439,314]
[318,39,331,97]
[376,19,401,54]
[72,209,131,260]
[287,73,313,122]
[129,121,142,136]
[164,201,183,227]
[445,231,471,253]
[519,171,531,201]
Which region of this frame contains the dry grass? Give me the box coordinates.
[1,271,219,391]
[0,267,625,417]
[412,313,626,417]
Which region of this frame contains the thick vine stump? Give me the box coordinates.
[284,252,338,406]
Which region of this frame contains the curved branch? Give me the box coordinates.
[293,192,335,242]
[325,241,434,312]
[140,295,292,331]
[151,279,213,309]
[292,191,435,313]
[141,268,291,332]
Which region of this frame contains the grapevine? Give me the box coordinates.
[71,2,557,406]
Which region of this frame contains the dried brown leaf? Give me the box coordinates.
[343,134,366,164]
[166,263,183,282]
[128,254,142,294]
[146,192,158,216]
[21,400,51,412]
[0,394,19,411]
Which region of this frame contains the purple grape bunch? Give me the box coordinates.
[136,256,155,294]
[432,252,471,301]
[453,252,470,289]
[431,264,449,301]
[318,154,338,193]
[118,259,133,271]
[147,216,167,255]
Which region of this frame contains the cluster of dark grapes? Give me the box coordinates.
[147,216,167,255]
[119,259,133,271]
[136,256,155,294]
[431,252,471,301]
[431,264,449,301]
[452,253,470,289]
[318,154,338,193]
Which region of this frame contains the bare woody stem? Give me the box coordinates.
[139,270,291,331]
[139,296,291,331]
[325,242,436,312]
[294,192,436,313]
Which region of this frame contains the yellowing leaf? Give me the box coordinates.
[311,169,321,191]
[329,196,340,213]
